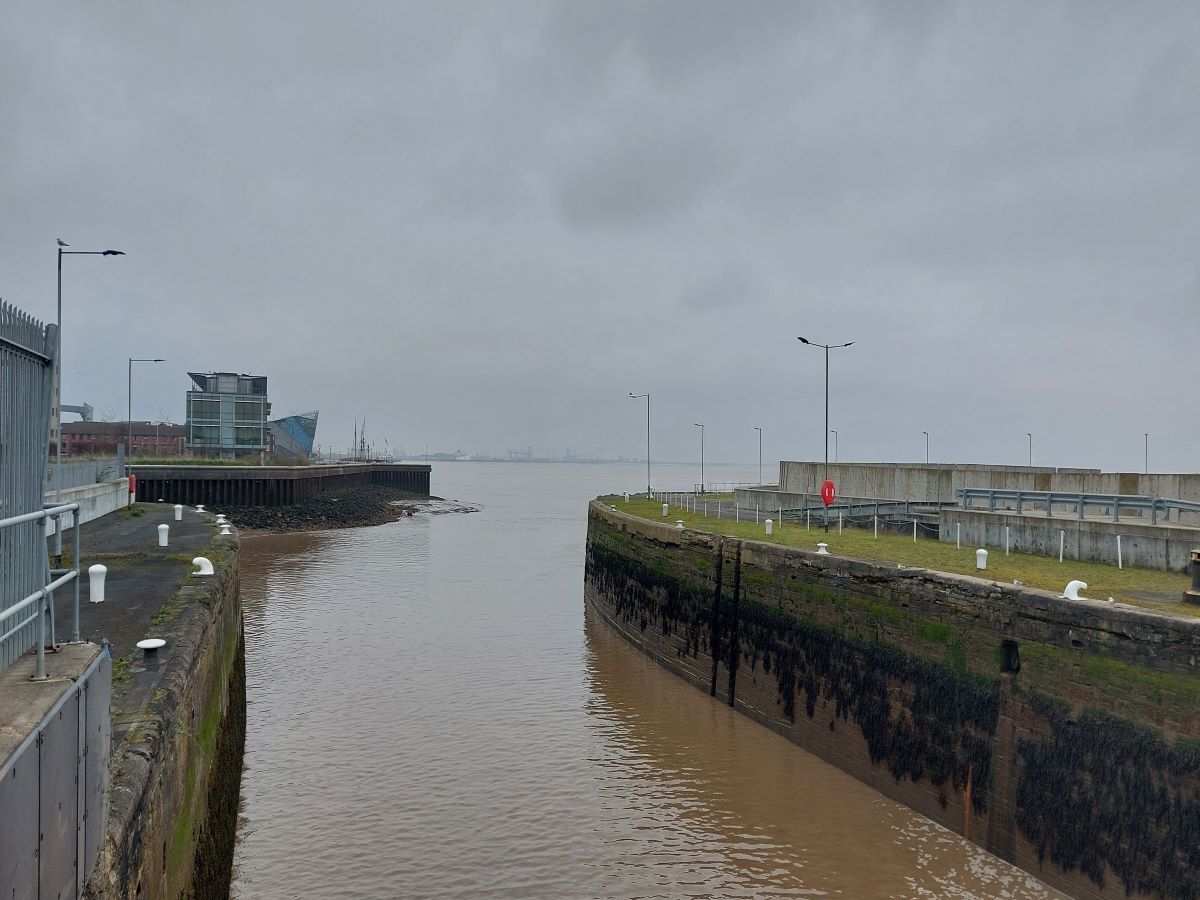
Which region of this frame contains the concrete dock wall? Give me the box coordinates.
[941,508,1200,573]
[85,530,244,899]
[43,478,130,528]
[586,501,1200,900]
[130,462,430,507]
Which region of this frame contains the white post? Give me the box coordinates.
[1005,526,1010,555]
[976,548,988,570]
[779,506,783,531]
[88,564,107,604]
[704,501,707,518]
[736,504,740,523]
[765,518,773,536]
[1117,535,1123,569]
[874,515,878,539]
[756,503,760,523]
[1059,530,1065,563]
[624,492,629,503]
[913,519,917,543]
[174,504,183,521]
[806,510,810,530]
[838,512,843,534]
[662,503,669,518]
[956,522,961,550]
[158,524,169,547]
[717,501,722,519]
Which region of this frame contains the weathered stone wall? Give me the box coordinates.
[85,536,245,899]
[586,501,1200,900]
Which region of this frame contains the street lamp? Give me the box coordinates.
[798,336,855,533]
[54,242,125,489]
[694,423,705,494]
[831,430,838,463]
[1145,433,1149,475]
[1027,433,1032,468]
[128,358,165,468]
[630,392,651,498]
[754,426,762,487]
[923,431,929,465]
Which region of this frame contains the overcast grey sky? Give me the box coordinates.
[3,2,1197,471]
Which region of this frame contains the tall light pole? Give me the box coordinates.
[754,426,762,486]
[1027,433,1032,468]
[54,241,125,493]
[128,358,165,467]
[694,423,705,494]
[1145,433,1149,475]
[630,392,651,497]
[923,431,929,465]
[797,336,855,488]
[831,430,838,463]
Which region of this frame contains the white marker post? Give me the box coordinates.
[1059,530,1065,563]
[157,524,169,547]
[1117,535,1123,569]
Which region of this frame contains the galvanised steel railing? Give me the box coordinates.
[0,503,81,679]
[956,488,1200,526]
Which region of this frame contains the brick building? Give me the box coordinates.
[61,421,185,457]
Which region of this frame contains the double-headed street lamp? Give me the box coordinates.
[129,358,165,466]
[629,392,651,497]
[694,423,705,494]
[55,240,125,486]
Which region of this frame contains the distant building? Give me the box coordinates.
[268,411,319,460]
[61,421,185,457]
[185,372,270,459]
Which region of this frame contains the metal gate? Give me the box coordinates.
[0,300,58,671]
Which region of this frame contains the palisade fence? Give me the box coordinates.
[0,300,58,670]
[46,456,122,494]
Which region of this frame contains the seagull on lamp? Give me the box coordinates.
[57,238,69,247]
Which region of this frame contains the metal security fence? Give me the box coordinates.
[45,456,122,494]
[0,301,58,671]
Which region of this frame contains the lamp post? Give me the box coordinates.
[694,423,705,494]
[1145,433,1149,475]
[831,430,838,463]
[54,240,125,482]
[630,392,651,498]
[798,336,855,533]
[128,358,165,468]
[754,426,762,487]
[923,431,929,465]
[1027,433,1032,468]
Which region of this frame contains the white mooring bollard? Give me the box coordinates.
[817,542,830,555]
[174,504,183,521]
[219,524,233,536]
[662,503,669,518]
[195,504,205,513]
[676,520,685,530]
[157,524,169,547]
[765,518,773,536]
[624,492,629,503]
[1062,580,1088,601]
[192,557,214,576]
[88,564,107,604]
[976,548,988,570]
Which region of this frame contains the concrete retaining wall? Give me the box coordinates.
[44,478,130,529]
[586,501,1200,900]
[85,531,244,898]
[781,462,1200,520]
[940,508,1200,573]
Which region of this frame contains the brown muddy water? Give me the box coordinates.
[232,462,1062,899]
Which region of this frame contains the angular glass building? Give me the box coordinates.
[268,411,319,460]
[185,372,270,459]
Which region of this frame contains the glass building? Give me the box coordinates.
[185,372,270,459]
[268,411,319,460]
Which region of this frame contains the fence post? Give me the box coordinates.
[1059,530,1065,563]
[71,507,81,642]
[1117,535,1123,569]
[913,519,917,543]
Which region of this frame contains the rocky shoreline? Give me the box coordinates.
[217,483,438,533]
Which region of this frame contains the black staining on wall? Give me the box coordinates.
[708,542,724,697]
[1016,694,1200,899]
[734,599,999,813]
[727,542,742,708]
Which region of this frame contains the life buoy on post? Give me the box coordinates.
[128,472,137,504]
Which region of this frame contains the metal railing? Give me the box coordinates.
[692,481,761,494]
[45,456,122,493]
[0,503,82,678]
[956,488,1200,526]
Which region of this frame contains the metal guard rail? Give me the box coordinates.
[955,488,1200,525]
[0,502,81,680]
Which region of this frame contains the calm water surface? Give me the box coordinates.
[232,462,1060,899]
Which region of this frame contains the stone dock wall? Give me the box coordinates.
[585,501,1200,900]
[85,533,245,898]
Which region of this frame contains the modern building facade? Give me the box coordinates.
[185,372,270,459]
[268,411,319,460]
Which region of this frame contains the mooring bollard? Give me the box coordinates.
[624,492,629,503]
[219,524,233,535]
[817,542,830,555]
[765,518,773,535]
[158,524,169,547]
[192,556,214,576]
[195,504,205,513]
[174,504,183,521]
[661,503,669,518]
[976,548,988,570]
[137,638,167,660]
[676,520,684,530]
[88,564,107,604]
[1062,580,1088,601]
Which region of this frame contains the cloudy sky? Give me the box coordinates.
[3,2,1197,472]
